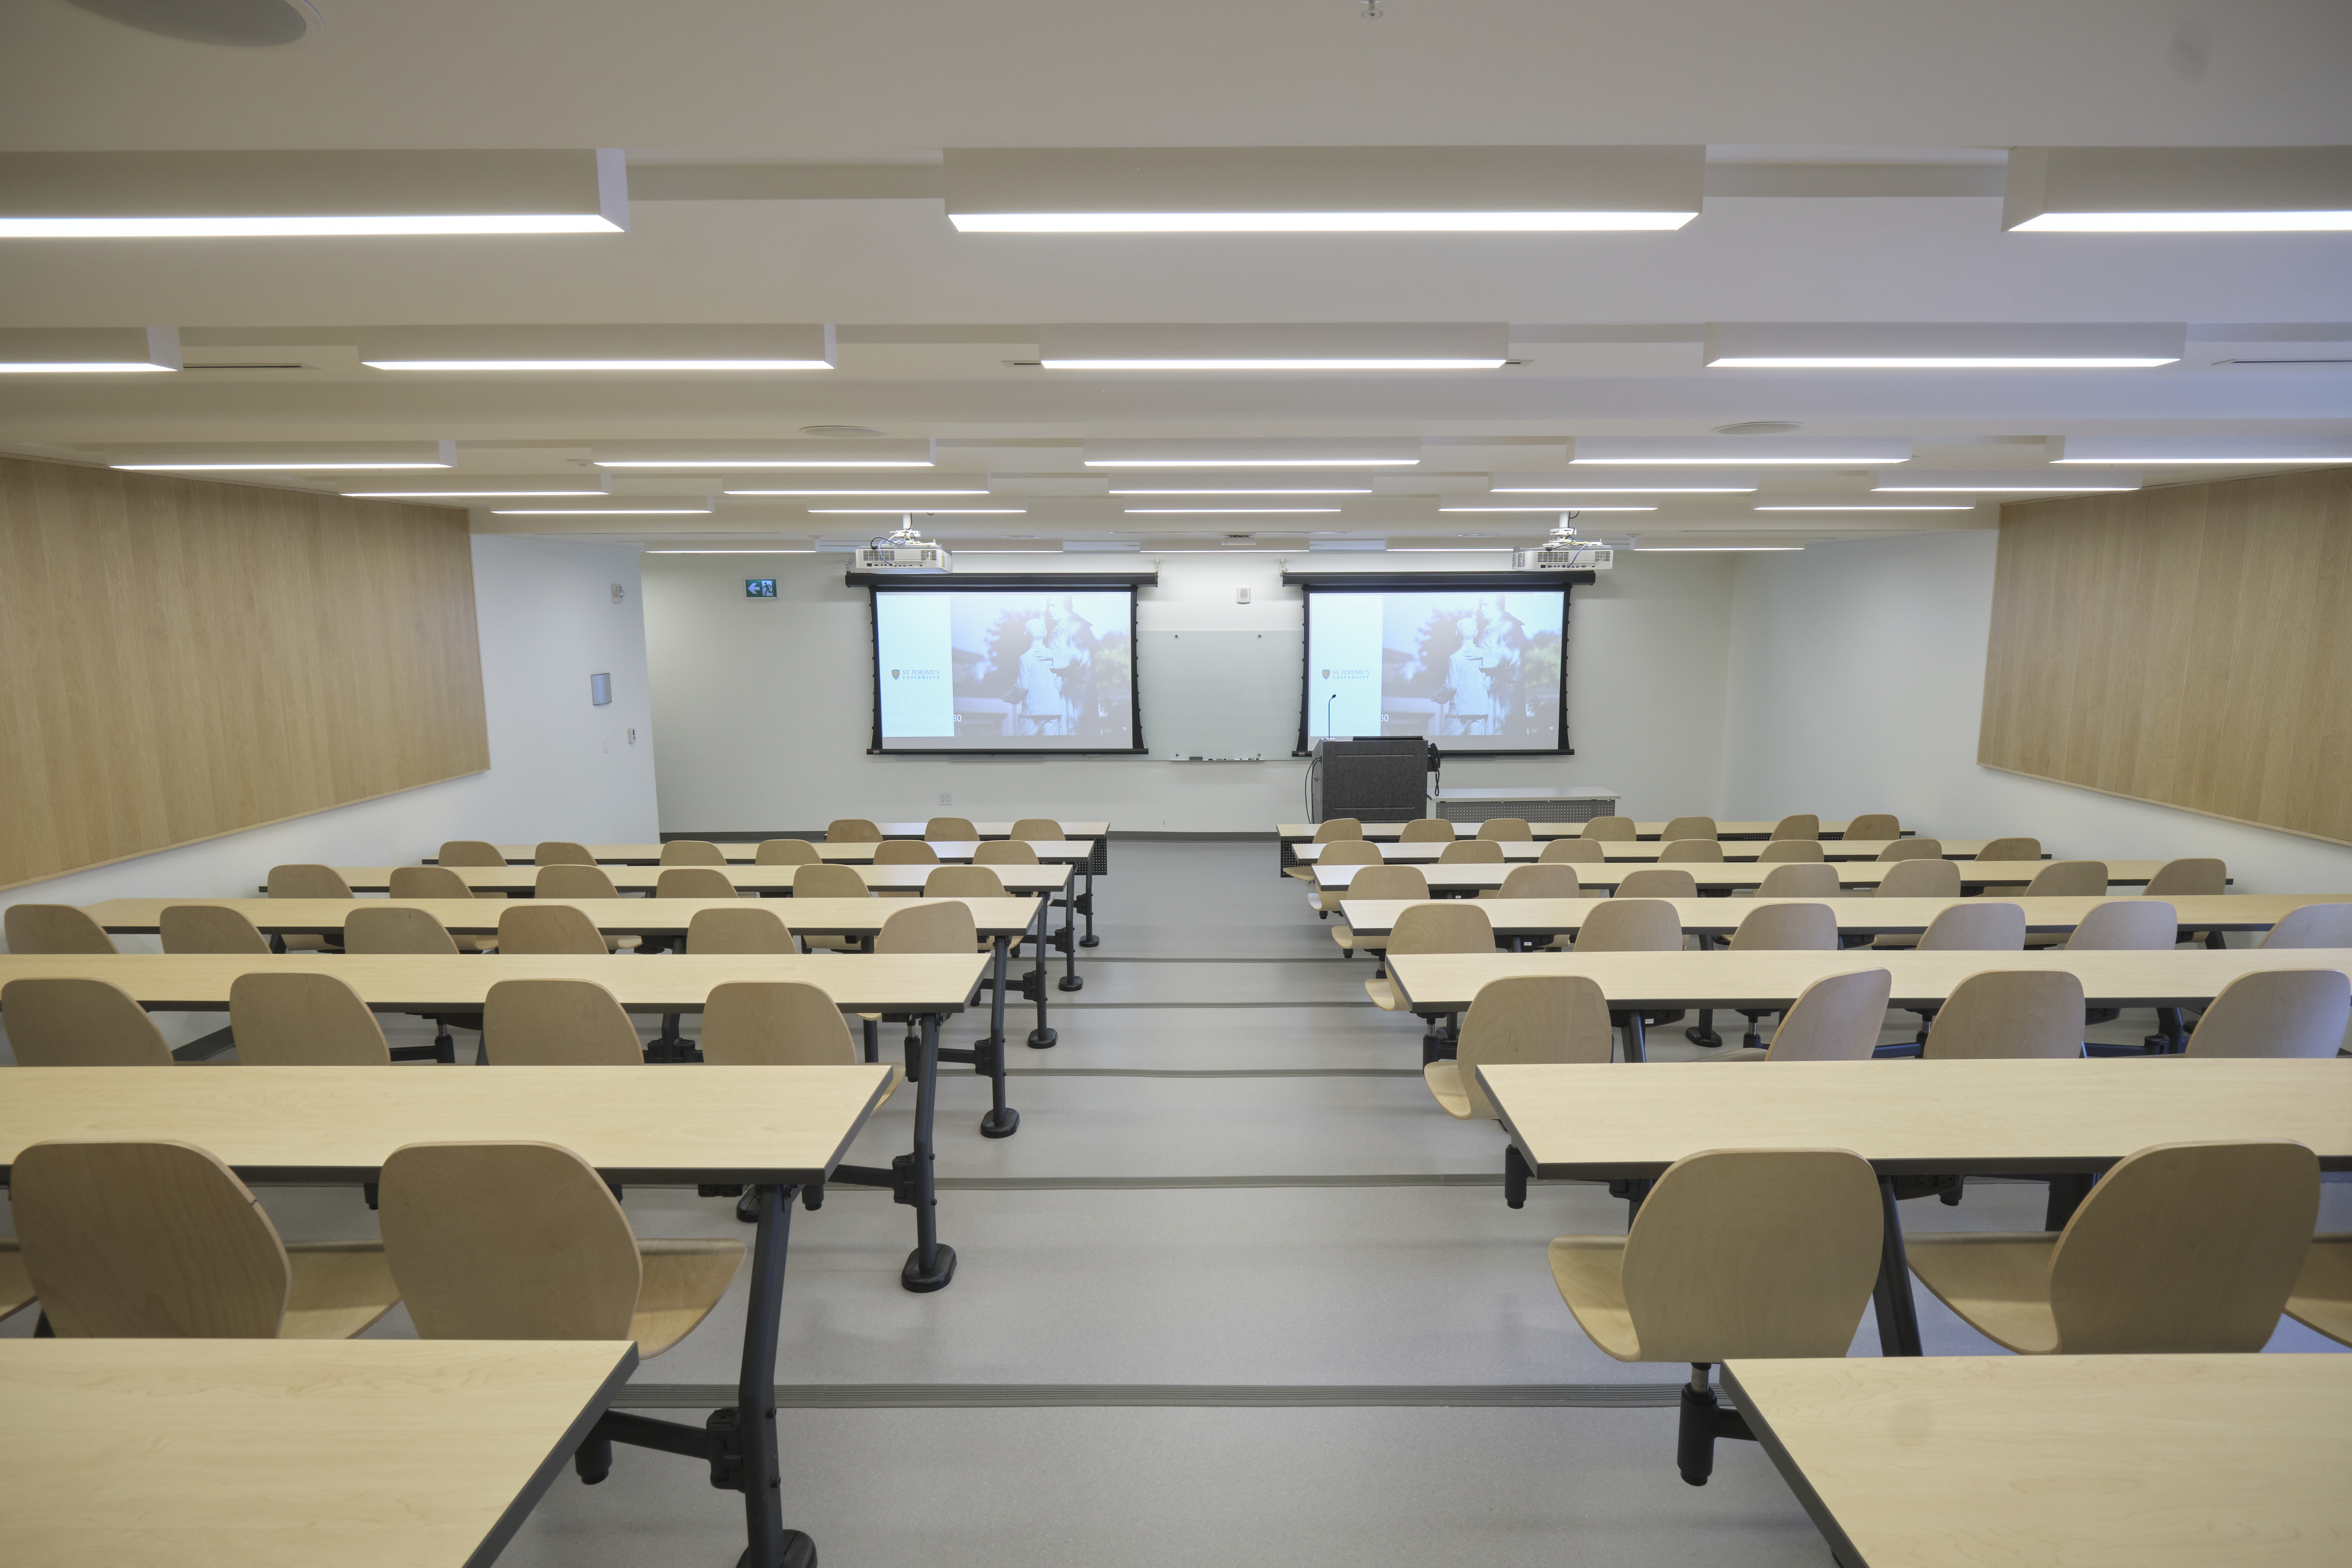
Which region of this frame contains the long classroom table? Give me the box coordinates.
[1336,893,2341,942]
[1474,1056,2352,1356]
[0,1064,892,1563]
[1295,838,2015,864]
[448,840,1097,867]
[1281,820,1885,842]
[0,953,988,1289]
[1312,860,2197,895]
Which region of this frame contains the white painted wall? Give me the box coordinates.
[1718,530,2352,893]
[641,550,1735,833]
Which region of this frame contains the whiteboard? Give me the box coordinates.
[1139,629,1301,759]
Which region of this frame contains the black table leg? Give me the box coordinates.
[1058,888,1083,992]
[901,1013,956,1292]
[979,935,1018,1138]
[2045,1171,2094,1230]
[1078,868,1099,947]
[1616,1011,1648,1064]
[1028,906,1057,1048]
[1870,1176,1923,1356]
[736,1184,816,1568]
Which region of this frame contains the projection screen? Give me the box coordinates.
[869,583,1142,754]
[1300,583,1568,753]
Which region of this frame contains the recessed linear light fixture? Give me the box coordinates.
[112,440,456,471]
[0,150,628,238]
[806,508,1025,515]
[2003,145,2352,232]
[1441,505,1658,513]
[1753,505,1974,512]
[1083,438,1418,468]
[493,508,714,516]
[724,489,989,497]
[1871,470,2141,493]
[942,146,1704,233]
[1568,437,1913,465]
[1122,507,1340,515]
[644,549,817,554]
[1642,545,1804,552]
[1107,487,1372,495]
[1490,469,1758,493]
[0,326,180,372]
[348,490,608,499]
[594,439,934,470]
[1702,321,2183,369]
[2045,435,2352,465]
[359,324,836,372]
[1038,323,1507,371]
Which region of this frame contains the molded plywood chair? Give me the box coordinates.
[1756,839,1824,863]
[1714,969,1894,1062]
[701,979,856,1061]
[0,1245,32,1327]
[1688,902,1840,1051]
[1905,1140,2320,1354]
[1740,862,1840,899]
[1661,816,1716,843]
[926,865,1008,899]
[1659,838,1724,862]
[1843,814,1899,841]
[656,867,738,899]
[228,972,392,1066]
[437,840,507,868]
[1615,868,1697,900]
[1289,819,1366,881]
[159,904,271,955]
[659,840,726,866]
[1485,863,1582,899]
[974,839,1039,866]
[2066,900,2177,951]
[2,977,172,1066]
[873,840,940,865]
[1332,865,1430,956]
[1009,818,1065,842]
[1881,902,2028,1053]
[1976,837,2042,862]
[1476,818,1534,842]
[267,864,353,952]
[3,904,117,955]
[1875,838,1943,862]
[1768,814,1820,841]
[379,1141,742,1365]
[1581,816,1637,842]
[1549,1147,1882,1486]
[793,862,874,951]
[925,816,979,842]
[2144,858,2230,951]
[497,903,612,956]
[826,819,884,844]
[2183,971,2350,1059]
[1309,841,1384,916]
[1921,971,2088,1060]
[483,979,643,1066]
[344,907,477,1061]
[2263,903,2352,949]
[876,899,979,955]
[755,838,819,865]
[14,1138,399,1339]
[1365,903,1494,1063]
[390,865,497,952]
[2021,862,2111,950]
[1540,839,1605,865]
[1399,818,1455,843]
[1425,975,1613,1119]
[1569,899,1685,1060]
[687,906,795,955]
[1438,839,1506,864]
[1868,859,1965,953]
[2287,1237,2352,1347]
[533,842,597,867]
[533,864,640,953]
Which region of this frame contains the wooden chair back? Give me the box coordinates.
[925,866,1008,899]
[872,840,940,866]
[1345,865,1430,901]
[1539,839,1604,864]
[1659,837,1724,862]
[1581,816,1637,842]
[1918,901,2026,951]
[1476,818,1534,842]
[793,863,871,899]
[2142,858,2227,897]
[755,839,819,865]
[1922,971,2086,1059]
[1574,899,1681,953]
[267,864,353,899]
[1875,858,1961,898]
[700,982,858,1067]
[1757,839,1824,863]
[1,977,172,1066]
[536,862,620,899]
[496,904,611,956]
[2048,1140,2320,1353]
[1752,862,1840,899]
[656,867,738,899]
[1614,868,1697,900]
[1318,840,1382,869]
[378,1141,640,1341]
[876,900,979,955]
[1661,816,1716,842]
[1764,969,1894,1060]
[2024,860,2108,897]
[228,972,391,1066]
[1398,819,1455,843]
[483,979,642,1065]
[1843,814,1900,840]
[159,904,271,955]
[1976,836,2042,862]
[1730,902,1837,952]
[2185,971,2352,1059]
[2065,899,2178,951]
[826,818,884,844]
[659,840,726,866]
[1009,818,1064,841]
[2,904,117,955]
[343,906,461,956]
[687,906,796,955]
[389,865,475,899]
[1495,864,1581,899]
[1438,840,1505,864]
[925,817,980,842]
[1454,976,1614,1116]
[2262,902,2352,949]
[973,839,1040,866]
[1312,819,1365,843]
[437,840,506,867]
[1618,1148,1882,1361]
[532,841,596,867]
[1768,814,1820,841]
[1875,838,1943,862]
[13,1139,291,1337]
[1385,902,1494,956]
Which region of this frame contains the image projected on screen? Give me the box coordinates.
[874,589,1136,752]
[1306,589,1565,751]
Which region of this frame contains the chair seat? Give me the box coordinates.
[1422,1060,1474,1118]
[2287,1233,2352,1347]
[1870,934,1920,950]
[0,1242,33,1325]
[1902,1233,2062,1354]
[1365,977,1403,1010]
[1332,924,1356,951]
[282,1242,403,1339]
[1547,1236,1641,1361]
[1283,866,1314,882]
[633,1238,748,1357]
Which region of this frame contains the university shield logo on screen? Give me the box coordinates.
[890,669,900,678]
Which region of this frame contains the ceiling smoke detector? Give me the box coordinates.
[64,0,320,47]
[1714,421,1805,436]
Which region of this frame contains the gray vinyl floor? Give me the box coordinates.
[3,842,2344,1568]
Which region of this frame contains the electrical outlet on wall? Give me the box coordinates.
[628,728,637,745]
[938,792,953,806]
[611,583,625,604]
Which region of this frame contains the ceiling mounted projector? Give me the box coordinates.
[854,516,952,572]
[1512,516,1613,571]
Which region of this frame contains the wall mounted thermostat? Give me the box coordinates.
[610,583,625,604]
[745,578,778,598]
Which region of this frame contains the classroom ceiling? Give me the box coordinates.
[2,0,2348,553]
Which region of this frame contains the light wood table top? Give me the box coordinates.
[810,840,1094,865]
[0,1337,641,1568]
[0,1064,893,1185]
[86,895,1047,941]
[1472,1057,2352,1179]
[326,864,1070,895]
[0,952,990,1016]
[1338,894,2341,940]
[1314,860,2192,893]
[1722,1353,2352,1568]
[1281,820,1876,842]
[458,827,1107,863]
[1297,839,2007,864]
[1386,947,2352,1014]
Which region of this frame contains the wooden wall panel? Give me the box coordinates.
[0,457,489,887]
[1978,467,2352,845]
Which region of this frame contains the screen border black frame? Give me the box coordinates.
[853,572,1154,757]
[1281,570,1590,758]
